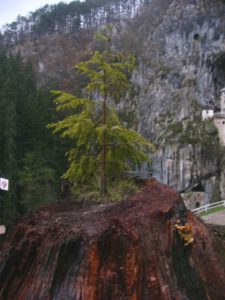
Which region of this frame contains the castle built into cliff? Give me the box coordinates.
[202,88,225,146]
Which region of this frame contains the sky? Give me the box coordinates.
[0,0,72,28]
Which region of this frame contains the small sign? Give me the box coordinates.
[0,178,9,191]
[0,225,6,235]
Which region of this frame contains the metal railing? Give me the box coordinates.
[191,200,225,215]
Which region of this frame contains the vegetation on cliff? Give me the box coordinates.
[0,0,146,47]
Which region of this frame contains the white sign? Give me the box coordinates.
[0,178,9,191]
[0,225,6,235]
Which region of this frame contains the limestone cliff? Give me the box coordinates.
[128,0,225,196]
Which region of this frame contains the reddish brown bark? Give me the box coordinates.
[0,180,225,299]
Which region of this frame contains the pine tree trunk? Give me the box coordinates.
[100,82,107,195]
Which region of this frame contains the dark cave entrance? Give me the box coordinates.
[195,202,200,208]
[191,183,204,192]
[210,52,225,100]
[193,33,200,41]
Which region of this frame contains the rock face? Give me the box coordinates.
[130,0,225,195]
[0,180,225,300]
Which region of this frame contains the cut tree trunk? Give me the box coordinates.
[0,179,225,300]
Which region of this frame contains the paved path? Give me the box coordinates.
[201,210,225,225]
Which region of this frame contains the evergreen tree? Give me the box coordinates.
[48,49,154,196]
[0,51,64,222]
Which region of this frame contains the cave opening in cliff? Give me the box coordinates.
[193,33,200,40]
[195,202,200,208]
[191,183,204,192]
[211,52,225,99]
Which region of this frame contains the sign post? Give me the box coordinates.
[0,178,9,191]
[0,177,9,235]
[0,225,6,235]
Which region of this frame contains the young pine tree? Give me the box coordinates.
[48,49,154,196]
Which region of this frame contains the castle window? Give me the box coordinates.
[223,121,225,124]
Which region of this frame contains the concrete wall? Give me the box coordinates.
[214,117,225,146]
[220,90,225,112]
[202,110,214,120]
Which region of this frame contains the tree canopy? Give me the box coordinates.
[0,51,66,222]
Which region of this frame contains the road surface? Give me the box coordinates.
[201,210,225,225]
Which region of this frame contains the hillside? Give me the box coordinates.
[1,0,225,201]
[0,0,225,221]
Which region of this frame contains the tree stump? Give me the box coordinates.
[0,180,225,299]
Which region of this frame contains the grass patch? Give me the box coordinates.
[71,178,141,203]
[199,206,225,217]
